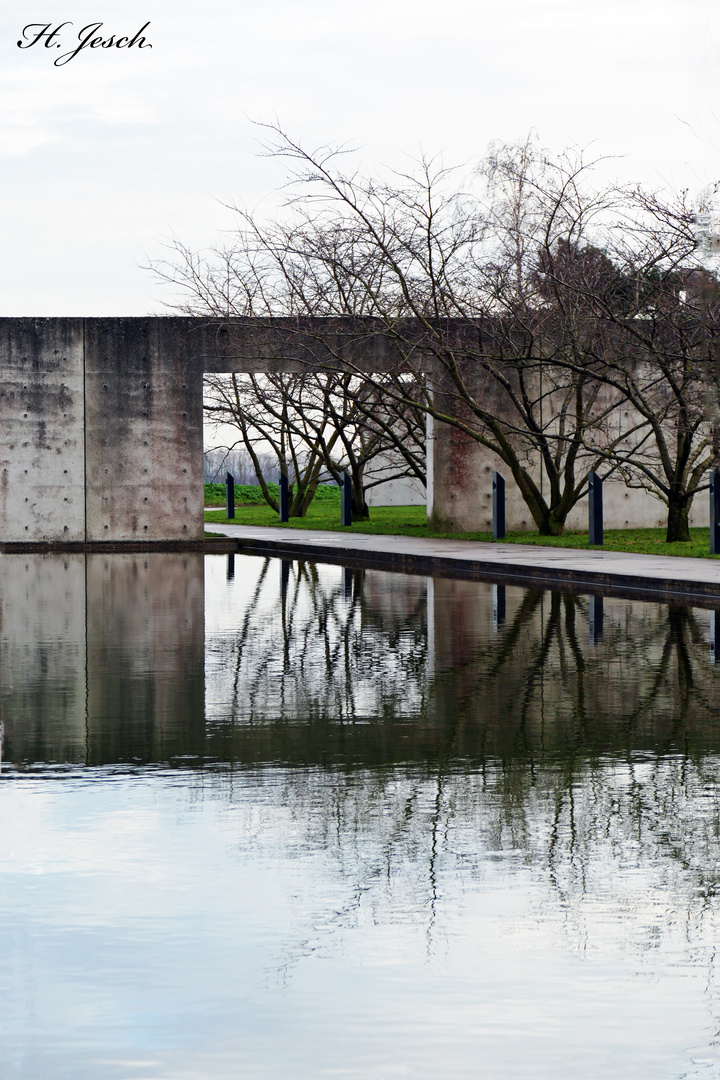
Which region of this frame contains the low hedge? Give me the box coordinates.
[204,482,341,506]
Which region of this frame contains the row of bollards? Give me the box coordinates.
[225,471,293,523]
[224,471,354,526]
[492,470,604,544]
[492,468,720,548]
[226,465,601,538]
[224,467,720,546]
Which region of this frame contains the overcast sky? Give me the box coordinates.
[1,0,718,316]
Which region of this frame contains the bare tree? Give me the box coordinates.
[204,371,335,516]
[151,129,636,534]
[205,368,426,518]
[540,190,720,541]
[152,127,718,537]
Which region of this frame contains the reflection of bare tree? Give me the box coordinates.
[206,558,428,728]
[429,581,720,763]
[202,564,720,1023]
[206,562,720,988]
[193,747,720,1038]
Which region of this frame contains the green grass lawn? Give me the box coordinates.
[204,503,719,558]
[204,482,341,507]
[204,503,430,535]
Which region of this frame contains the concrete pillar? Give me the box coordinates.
[0,318,205,544]
[426,374,535,533]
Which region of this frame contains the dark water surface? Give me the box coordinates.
[2,553,720,1078]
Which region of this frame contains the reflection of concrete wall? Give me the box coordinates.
[0,554,87,762]
[361,569,427,622]
[85,553,205,763]
[0,553,205,766]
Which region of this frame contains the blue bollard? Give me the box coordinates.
[589,594,604,644]
[281,559,291,596]
[492,472,506,540]
[710,472,720,555]
[225,472,235,520]
[588,471,603,545]
[493,583,506,630]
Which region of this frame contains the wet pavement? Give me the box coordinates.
[208,523,720,601]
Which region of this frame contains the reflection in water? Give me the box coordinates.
[0,554,205,765]
[2,553,720,1077]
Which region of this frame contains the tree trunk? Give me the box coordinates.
[350,472,369,520]
[511,465,568,536]
[537,518,566,536]
[351,496,370,521]
[666,495,690,542]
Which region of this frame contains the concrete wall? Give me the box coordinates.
[0,318,206,543]
[84,319,204,541]
[430,424,711,533]
[0,316,711,542]
[0,319,86,542]
[428,422,711,533]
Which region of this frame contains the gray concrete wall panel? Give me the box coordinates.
[83,319,204,541]
[0,318,85,542]
[0,316,713,542]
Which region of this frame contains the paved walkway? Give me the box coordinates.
[208,523,720,602]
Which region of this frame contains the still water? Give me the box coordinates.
[2,552,720,1078]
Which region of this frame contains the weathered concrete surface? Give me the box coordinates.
[85,552,205,762]
[0,552,205,764]
[0,316,413,544]
[428,380,710,534]
[429,421,705,533]
[84,319,204,541]
[0,319,85,542]
[199,316,419,374]
[0,317,210,543]
[0,554,88,762]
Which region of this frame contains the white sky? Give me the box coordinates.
[1,0,719,316]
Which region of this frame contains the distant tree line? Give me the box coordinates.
[203,446,278,484]
[154,129,720,540]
